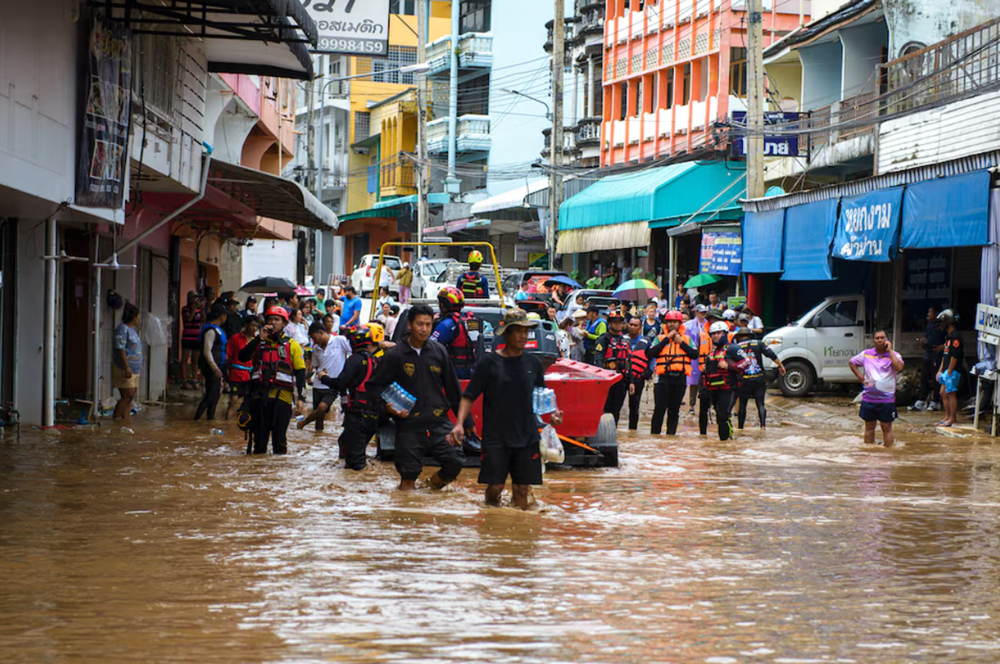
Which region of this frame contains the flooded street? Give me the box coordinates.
[3,397,1000,663]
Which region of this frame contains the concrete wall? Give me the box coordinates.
[839,21,888,98]
[14,221,46,424]
[799,41,844,110]
[883,0,1000,58]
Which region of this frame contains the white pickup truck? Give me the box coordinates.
[763,295,870,397]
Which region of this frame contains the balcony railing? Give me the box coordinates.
[380,159,415,192]
[879,16,1000,114]
[427,115,491,154]
[426,32,493,77]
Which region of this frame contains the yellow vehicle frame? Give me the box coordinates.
[370,241,506,319]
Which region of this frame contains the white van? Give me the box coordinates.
[763,295,868,397]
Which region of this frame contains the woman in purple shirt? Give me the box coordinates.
[849,330,905,447]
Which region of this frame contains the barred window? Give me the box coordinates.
[356,46,418,84]
[133,32,178,118]
[390,0,416,15]
[355,111,371,142]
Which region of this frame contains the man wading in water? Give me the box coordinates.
[450,309,563,509]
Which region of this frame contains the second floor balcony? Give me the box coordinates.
[379,159,416,198]
[426,32,493,79]
[427,115,491,155]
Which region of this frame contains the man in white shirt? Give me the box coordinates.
[302,321,352,431]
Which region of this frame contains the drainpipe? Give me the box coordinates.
[91,144,213,421]
[444,0,460,194]
[43,217,57,427]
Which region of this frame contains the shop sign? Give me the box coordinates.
[976,303,1000,337]
[304,0,390,56]
[699,231,742,276]
[833,188,904,261]
[731,111,801,157]
[76,19,132,208]
[903,251,950,301]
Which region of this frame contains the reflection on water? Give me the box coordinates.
[3,404,1000,662]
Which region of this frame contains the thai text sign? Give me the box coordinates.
[700,231,742,276]
[303,0,390,56]
[833,188,904,262]
[731,111,801,157]
[76,19,132,208]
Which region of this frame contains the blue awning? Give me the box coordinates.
[900,171,991,249]
[832,187,904,261]
[742,209,785,273]
[372,193,450,210]
[559,161,745,231]
[782,199,838,281]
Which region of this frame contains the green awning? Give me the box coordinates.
[338,208,396,222]
[649,208,743,230]
[373,193,449,210]
[559,161,746,231]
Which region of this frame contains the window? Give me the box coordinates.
[356,46,418,84]
[460,0,491,34]
[390,0,416,15]
[634,79,643,116]
[812,301,859,327]
[133,32,178,117]
[665,69,674,109]
[355,111,371,142]
[327,58,341,76]
[619,82,628,120]
[730,47,747,96]
[648,74,657,112]
[682,64,691,104]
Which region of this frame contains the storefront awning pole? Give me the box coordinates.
[91,234,102,423]
[42,217,57,427]
[668,235,677,298]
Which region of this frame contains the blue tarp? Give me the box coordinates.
[782,199,839,281]
[900,171,991,249]
[742,209,785,273]
[832,187,904,261]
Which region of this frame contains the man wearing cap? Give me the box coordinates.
[583,304,608,366]
[237,306,308,454]
[625,317,653,430]
[242,296,258,320]
[734,326,785,430]
[685,305,709,414]
[450,310,563,509]
[593,311,632,424]
[222,293,244,341]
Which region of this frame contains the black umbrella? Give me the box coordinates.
[240,277,297,294]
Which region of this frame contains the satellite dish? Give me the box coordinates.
[41,250,89,263]
[93,252,136,270]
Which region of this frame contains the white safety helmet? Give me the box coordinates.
[709,321,730,334]
[723,309,737,321]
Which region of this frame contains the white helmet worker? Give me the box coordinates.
[722,309,737,321]
[709,321,730,334]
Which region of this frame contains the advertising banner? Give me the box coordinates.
[833,187,904,262]
[699,231,742,276]
[76,19,132,208]
[303,0,391,56]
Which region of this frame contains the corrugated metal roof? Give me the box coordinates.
[743,150,1000,213]
[558,161,746,231]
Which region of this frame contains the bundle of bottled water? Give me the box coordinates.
[382,382,417,413]
[532,387,558,415]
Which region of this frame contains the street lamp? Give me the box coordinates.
[501,88,552,120]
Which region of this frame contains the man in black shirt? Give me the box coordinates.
[450,309,563,509]
[368,305,466,491]
[917,305,946,411]
[936,308,964,427]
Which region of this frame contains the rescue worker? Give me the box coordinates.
[237,306,307,455]
[697,309,728,433]
[645,310,698,435]
[625,317,652,431]
[723,308,738,330]
[684,304,709,414]
[431,286,476,379]
[583,304,608,365]
[368,305,466,491]
[194,304,228,422]
[593,311,632,424]
[701,320,750,441]
[457,249,489,299]
[315,326,382,470]
[734,326,785,430]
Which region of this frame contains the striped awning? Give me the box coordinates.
[556,222,650,254]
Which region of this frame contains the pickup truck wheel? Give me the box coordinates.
[779,361,815,398]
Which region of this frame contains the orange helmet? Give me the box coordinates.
[438,286,465,313]
[264,306,289,321]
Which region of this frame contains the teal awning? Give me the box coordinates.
[373,193,449,210]
[559,161,746,231]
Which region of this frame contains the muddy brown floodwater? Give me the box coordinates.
[3,397,1000,663]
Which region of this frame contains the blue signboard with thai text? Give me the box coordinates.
[731,111,801,157]
[833,187,904,262]
[700,231,743,276]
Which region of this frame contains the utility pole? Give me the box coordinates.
[444,0,460,194]
[416,0,429,245]
[304,78,317,281]
[549,0,565,268]
[746,0,765,200]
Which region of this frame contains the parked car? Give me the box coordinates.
[556,288,616,322]
[501,270,573,308]
[410,258,456,299]
[351,254,402,297]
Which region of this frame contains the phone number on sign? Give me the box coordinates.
[317,38,385,54]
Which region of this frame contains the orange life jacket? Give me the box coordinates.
[655,332,693,376]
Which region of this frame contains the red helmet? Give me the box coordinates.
[664,310,684,322]
[438,286,465,312]
[343,325,374,349]
[264,306,289,322]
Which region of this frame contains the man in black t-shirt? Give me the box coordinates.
[450,309,564,509]
[936,308,964,427]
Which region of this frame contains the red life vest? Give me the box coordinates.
[458,271,486,299]
[448,311,476,373]
[702,345,732,391]
[602,333,632,375]
[630,344,651,380]
[347,351,380,413]
[252,336,295,391]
